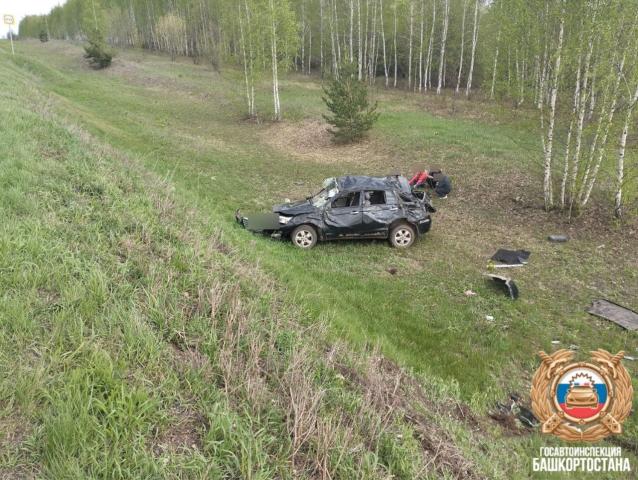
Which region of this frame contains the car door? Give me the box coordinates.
[323,191,363,238]
[361,190,400,236]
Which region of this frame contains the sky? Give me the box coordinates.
[1,0,63,38]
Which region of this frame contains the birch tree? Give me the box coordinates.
[408,1,415,90]
[456,0,468,94]
[465,0,479,96]
[540,2,565,210]
[437,0,449,94]
[424,0,436,91]
[418,0,425,92]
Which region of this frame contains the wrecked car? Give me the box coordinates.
[236,175,435,249]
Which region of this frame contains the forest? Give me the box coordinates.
[19,0,638,217]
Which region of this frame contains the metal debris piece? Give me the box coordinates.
[548,234,569,242]
[485,274,519,300]
[491,249,530,266]
[587,299,638,331]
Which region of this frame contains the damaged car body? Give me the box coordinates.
[236,175,435,249]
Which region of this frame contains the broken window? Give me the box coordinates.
[364,190,386,206]
[331,191,361,208]
[385,190,398,205]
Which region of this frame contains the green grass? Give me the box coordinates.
[1,39,637,478]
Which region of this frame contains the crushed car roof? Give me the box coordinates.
[336,175,411,192]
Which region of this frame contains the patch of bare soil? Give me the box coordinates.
[0,414,38,479]
[260,119,401,170]
[151,405,207,455]
[0,415,30,449]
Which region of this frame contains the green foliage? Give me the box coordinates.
[39,30,49,43]
[322,65,380,143]
[84,38,113,69]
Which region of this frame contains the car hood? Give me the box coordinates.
[272,200,317,216]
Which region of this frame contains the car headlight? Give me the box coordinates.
[278,215,293,224]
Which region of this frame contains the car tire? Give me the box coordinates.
[291,225,318,249]
[389,223,416,248]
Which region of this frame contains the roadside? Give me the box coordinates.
[2,40,636,477]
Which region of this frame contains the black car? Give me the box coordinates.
[236,175,435,249]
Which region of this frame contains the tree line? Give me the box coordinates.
[19,0,638,218]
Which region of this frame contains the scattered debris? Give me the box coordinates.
[624,356,636,361]
[587,299,638,331]
[569,344,579,351]
[548,234,569,242]
[464,289,477,297]
[485,274,519,300]
[387,266,398,275]
[551,340,561,345]
[294,181,305,186]
[491,249,530,267]
[489,393,539,434]
[485,315,495,321]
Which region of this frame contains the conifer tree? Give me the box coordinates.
[322,64,380,142]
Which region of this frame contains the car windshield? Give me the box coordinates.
[311,178,338,208]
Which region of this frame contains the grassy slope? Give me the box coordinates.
[1,40,637,478]
[0,42,516,480]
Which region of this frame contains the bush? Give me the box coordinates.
[84,39,113,69]
[322,64,380,143]
[39,30,49,42]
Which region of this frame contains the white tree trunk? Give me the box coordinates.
[393,3,398,87]
[437,0,449,95]
[380,0,389,87]
[329,0,338,75]
[238,2,253,117]
[363,0,369,80]
[542,8,565,210]
[320,0,325,76]
[308,21,312,74]
[425,0,436,91]
[490,29,500,100]
[358,0,363,79]
[456,0,468,94]
[465,0,479,96]
[333,0,342,65]
[408,1,414,90]
[560,52,582,209]
[418,0,425,92]
[350,0,354,62]
[369,0,378,83]
[568,36,594,216]
[301,0,306,73]
[269,0,281,120]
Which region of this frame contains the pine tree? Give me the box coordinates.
[322,64,380,143]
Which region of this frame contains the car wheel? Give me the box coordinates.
[291,225,318,249]
[389,223,416,248]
